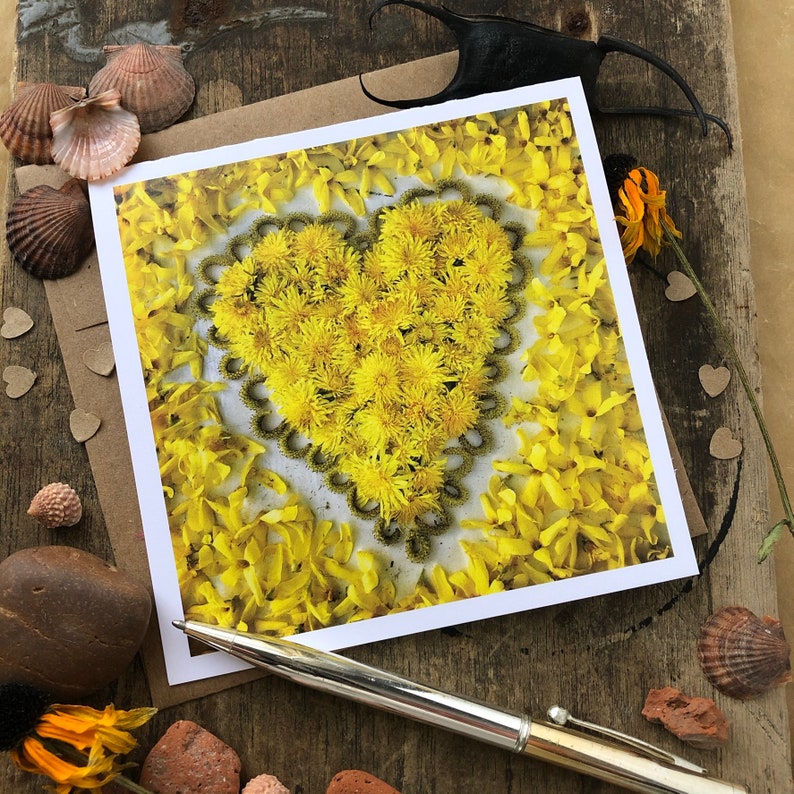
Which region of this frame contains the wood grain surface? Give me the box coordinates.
[1,1,791,792]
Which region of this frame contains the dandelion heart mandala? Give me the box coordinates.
[197,180,528,561]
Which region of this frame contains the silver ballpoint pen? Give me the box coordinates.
[173,620,746,794]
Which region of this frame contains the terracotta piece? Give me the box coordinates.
[641,686,729,749]
[697,605,792,699]
[327,769,402,794]
[140,720,241,794]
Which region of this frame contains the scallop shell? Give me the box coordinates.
[697,605,792,700]
[49,89,141,181]
[0,82,85,164]
[88,43,195,134]
[6,178,94,279]
[27,482,82,528]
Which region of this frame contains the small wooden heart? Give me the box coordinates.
[709,427,743,459]
[664,271,696,301]
[69,408,101,442]
[3,365,36,398]
[1,307,34,339]
[698,364,731,397]
[82,342,115,376]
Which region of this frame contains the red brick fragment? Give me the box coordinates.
[642,686,729,749]
[140,719,241,793]
[326,769,402,794]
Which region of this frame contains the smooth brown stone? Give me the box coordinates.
[642,686,729,749]
[140,720,241,794]
[0,545,151,699]
[327,769,402,794]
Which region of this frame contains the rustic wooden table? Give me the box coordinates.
[1,1,791,792]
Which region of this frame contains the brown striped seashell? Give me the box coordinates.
[697,605,792,700]
[88,43,195,134]
[0,82,85,164]
[6,178,94,279]
[27,482,83,528]
[49,89,141,181]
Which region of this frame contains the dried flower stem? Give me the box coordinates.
[110,775,156,794]
[661,220,794,560]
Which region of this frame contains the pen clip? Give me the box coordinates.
[547,705,707,774]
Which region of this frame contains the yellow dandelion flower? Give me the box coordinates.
[341,454,410,518]
[438,387,480,439]
[376,233,437,281]
[380,199,442,239]
[350,350,402,404]
[291,222,345,261]
[399,345,449,391]
[214,256,260,300]
[252,227,294,270]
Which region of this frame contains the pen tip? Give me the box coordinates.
[172,619,186,630]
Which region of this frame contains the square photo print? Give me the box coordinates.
[90,78,697,685]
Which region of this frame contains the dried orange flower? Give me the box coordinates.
[1,683,156,794]
[610,159,681,263]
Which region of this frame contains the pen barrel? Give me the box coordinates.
[179,623,746,794]
[225,627,529,752]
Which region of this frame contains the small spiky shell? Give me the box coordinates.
[49,89,141,181]
[88,43,195,134]
[6,179,94,279]
[0,82,85,164]
[697,605,792,700]
[27,482,82,529]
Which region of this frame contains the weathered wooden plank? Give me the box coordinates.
[1,2,789,792]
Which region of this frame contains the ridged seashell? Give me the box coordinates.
[88,43,195,134]
[697,605,792,700]
[6,179,94,279]
[0,82,85,164]
[27,482,82,528]
[49,89,141,181]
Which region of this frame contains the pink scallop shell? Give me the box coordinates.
[697,605,792,700]
[0,82,85,164]
[88,43,195,133]
[6,178,94,278]
[49,89,141,181]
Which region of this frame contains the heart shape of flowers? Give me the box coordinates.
[199,182,526,560]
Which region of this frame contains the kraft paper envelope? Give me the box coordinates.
[15,52,707,708]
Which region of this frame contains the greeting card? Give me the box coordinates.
[90,78,697,686]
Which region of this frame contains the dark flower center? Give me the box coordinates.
[0,682,50,751]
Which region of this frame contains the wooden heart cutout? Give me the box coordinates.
[1,307,34,339]
[709,427,742,459]
[698,364,731,397]
[82,342,116,376]
[69,408,101,442]
[664,271,696,301]
[3,365,36,398]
